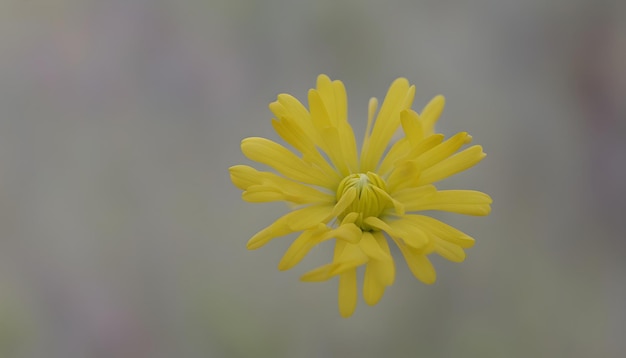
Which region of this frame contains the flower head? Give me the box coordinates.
[230,75,491,317]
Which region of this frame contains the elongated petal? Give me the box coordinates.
[329,244,369,276]
[241,137,337,188]
[309,76,358,175]
[400,109,424,145]
[404,190,492,216]
[246,205,333,250]
[416,145,486,185]
[363,216,429,249]
[270,94,317,143]
[391,185,437,204]
[359,232,390,261]
[231,165,334,204]
[372,231,395,286]
[278,224,329,270]
[415,132,472,170]
[385,135,444,191]
[338,269,358,318]
[377,138,411,177]
[433,238,466,262]
[323,223,362,244]
[420,95,445,136]
[403,215,475,248]
[360,78,415,172]
[390,236,437,284]
[271,117,339,179]
[229,165,262,190]
[363,261,386,306]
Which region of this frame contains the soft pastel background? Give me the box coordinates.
[1,0,625,357]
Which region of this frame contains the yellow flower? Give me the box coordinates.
[229,75,491,317]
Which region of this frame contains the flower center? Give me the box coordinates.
[336,172,391,230]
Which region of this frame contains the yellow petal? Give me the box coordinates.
[391,236,437,284]
[229,165,261,190]
[385,217,431,248]
[360,78,415,172]
[420,95,445,136]
[415,132,471,170]
[235,168,334,204]
[323,223,362,244]
[278,224,329,271]
[312,78,359,175]
[359,232,390,261]
[300,241,368,281]
[300,263,335,282]
[377,137,411,177]
[404,215,475,248]
[363,261,386,306]
[416,145,486,185]
[246,204,333,250]
[385,160,421,193]
[372,231,395,286]
[270,94,316,141]
[271,117,339,179]
[391,185,437,206]
[404,190,492,216]
[241,137,337,188]
[362,216,428,249]
[328,187,357,218]
[338,269,358,318]
[329,244,369,276]
[242,183,333,205]
[433,238,466,262]
[400,109,424,145]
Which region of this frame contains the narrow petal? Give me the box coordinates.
[385,217,431,248]
[271,117,339,179]
[229,165,262,190]
[300,264,335,282]
[433,238,466,262]
[372,231,395,286]
[363,261,386,306]
[329,244,369,276]
[420,95,445,136]
[278,224,329,270]
[246,205,333,250]
[363,216,429,249]
[385,160,421,193]
[359,232,390,261]
[416,145,486,185]
[233,166,334,204]
[309,89,349,175]
[241,137,337,188]
[403,215,475,248]
[391,185,437,205]
[404,190,492,216]
[323,223,362,244]
[400,109,424,145]
[242,183,333,205]
[338,269,358,318]
[390,236,437,284]
[415,132,472,170]
[360,78,415,172]
[328,187,357,218]
[385,135,444,192]
[377,138,411,177]
[270,94,318,145]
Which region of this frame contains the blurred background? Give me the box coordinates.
[0,0,625,357]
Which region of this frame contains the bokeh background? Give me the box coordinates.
[1,0,625,357]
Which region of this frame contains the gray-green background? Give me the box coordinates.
[1,0,624,357]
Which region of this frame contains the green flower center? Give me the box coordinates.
[336,172,391,230]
